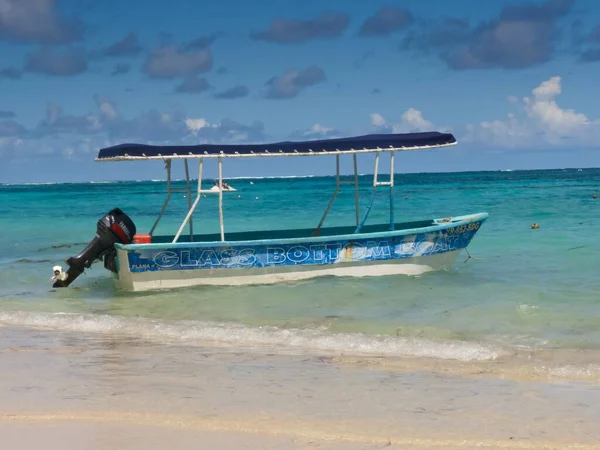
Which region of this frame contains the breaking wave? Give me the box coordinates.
[0,310,503,361]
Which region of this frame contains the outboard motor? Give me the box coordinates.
[52,208,136,288]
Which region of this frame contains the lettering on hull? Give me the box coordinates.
[126,222,483,273]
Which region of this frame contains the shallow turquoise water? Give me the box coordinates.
[0,168,599,359]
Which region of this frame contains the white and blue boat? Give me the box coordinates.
[51,132,488,292]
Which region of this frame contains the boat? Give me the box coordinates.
[51,132,488,292]
[209,180,237,192]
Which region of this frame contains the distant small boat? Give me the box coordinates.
[209,182,237,192]
[51,132,488,292]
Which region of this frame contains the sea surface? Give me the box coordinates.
[1,168,599,366]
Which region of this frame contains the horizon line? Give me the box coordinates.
[1,166,597,186]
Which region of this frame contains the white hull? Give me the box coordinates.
[209,185,237,192]
[115,249,462,292]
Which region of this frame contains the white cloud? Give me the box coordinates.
[465,76,600,147]
[98,100,117,120]
[370,113,386,127]
[185,118,210,134]
[531,76,561,101]
[524,76,589,133]
[306,123,333,135]
[184,117,266,143]
[370,108,436,133]
[288,123,342,140]
[400,108,433,131]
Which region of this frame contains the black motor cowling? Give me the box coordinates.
[53,208,136,288]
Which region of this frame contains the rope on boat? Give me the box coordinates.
[354,187,377,234]
[463,248,481,263]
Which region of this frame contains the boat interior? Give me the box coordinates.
[146,218,438,244]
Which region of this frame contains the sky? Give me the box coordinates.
[1,0,600,183]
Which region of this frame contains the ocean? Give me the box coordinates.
[1,168,598,363]
[2,168,600,447]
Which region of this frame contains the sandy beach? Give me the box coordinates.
[2,324,600,449]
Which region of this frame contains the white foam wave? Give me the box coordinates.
[8,181,61,186]
[0,311,503,361]
[225,175,318,180]
[2,180,117,186]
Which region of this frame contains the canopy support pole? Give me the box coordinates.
[149,160,172,236]
[184,159,194,241]
[173,158,204,243]
[389,151,395,231]
[353,153,359,226]
[218,157,225,241]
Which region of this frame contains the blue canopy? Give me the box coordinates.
[96,132,456,161]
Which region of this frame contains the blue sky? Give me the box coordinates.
[1,0,600,183]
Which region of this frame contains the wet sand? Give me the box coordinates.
[1,325,600,449]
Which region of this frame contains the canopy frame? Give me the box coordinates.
[148,151,401,244]
[126,132,456,242]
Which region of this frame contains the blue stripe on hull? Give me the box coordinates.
[125,219,485,273]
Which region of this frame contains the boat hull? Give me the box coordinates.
[209,185,237,192]
[114,213,487,292]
